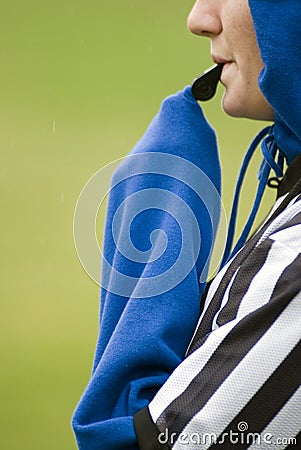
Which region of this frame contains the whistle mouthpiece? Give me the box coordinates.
[192,63,224,101]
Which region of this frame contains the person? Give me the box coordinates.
[72,1,301,449]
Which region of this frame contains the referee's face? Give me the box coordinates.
[187,0,274,121]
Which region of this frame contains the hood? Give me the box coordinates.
[221,0,301,265]
[249,0,301,164]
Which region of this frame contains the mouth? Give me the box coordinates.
[211,55,234,83]
[211,55,232,65]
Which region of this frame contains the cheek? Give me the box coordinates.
[220,1,273,119]
[227,3,263,77]
[238,61,262,92]
[220,62,265,117]
[237,54,266,114]
[232,32,265,98]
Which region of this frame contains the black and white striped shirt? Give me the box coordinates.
[134,156,301,449]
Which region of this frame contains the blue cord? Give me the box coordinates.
[220,125,284,268]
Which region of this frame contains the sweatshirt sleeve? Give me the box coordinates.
[72,87,222,450]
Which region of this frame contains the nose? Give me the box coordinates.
[187,0,222,37]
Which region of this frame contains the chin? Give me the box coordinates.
[221,91,274,121]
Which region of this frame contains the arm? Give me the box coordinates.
[72,87,222,450]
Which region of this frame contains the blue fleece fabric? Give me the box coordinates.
[249,0,301,164]
[72,86,221,449]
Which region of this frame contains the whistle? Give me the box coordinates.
[192,64,224,101]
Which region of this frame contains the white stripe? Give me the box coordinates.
[270,223,301,253]
[149,316,244,422]
[256,194,288,233]
[236,240,297,320]
[248,385,301,450]
[173,291,301,450]
[257,198,301,246]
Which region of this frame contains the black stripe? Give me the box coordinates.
[199,279,213,312]
[134,407,170,450]
[216,239,273,326]
[187,182,301,356]
[158,254,301,439]
[268,177,301,225]
[278,154,301,198]
[187,246,252,355]
[208,341,301,450]
[188,227,272,356]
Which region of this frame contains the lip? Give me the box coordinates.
[211,55,233,65]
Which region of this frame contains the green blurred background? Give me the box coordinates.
[0,1,274,449]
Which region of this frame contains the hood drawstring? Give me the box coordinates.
[220,126,284,268]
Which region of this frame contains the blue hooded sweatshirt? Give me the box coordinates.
[72,1,301,448]
[72,87,222,450]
